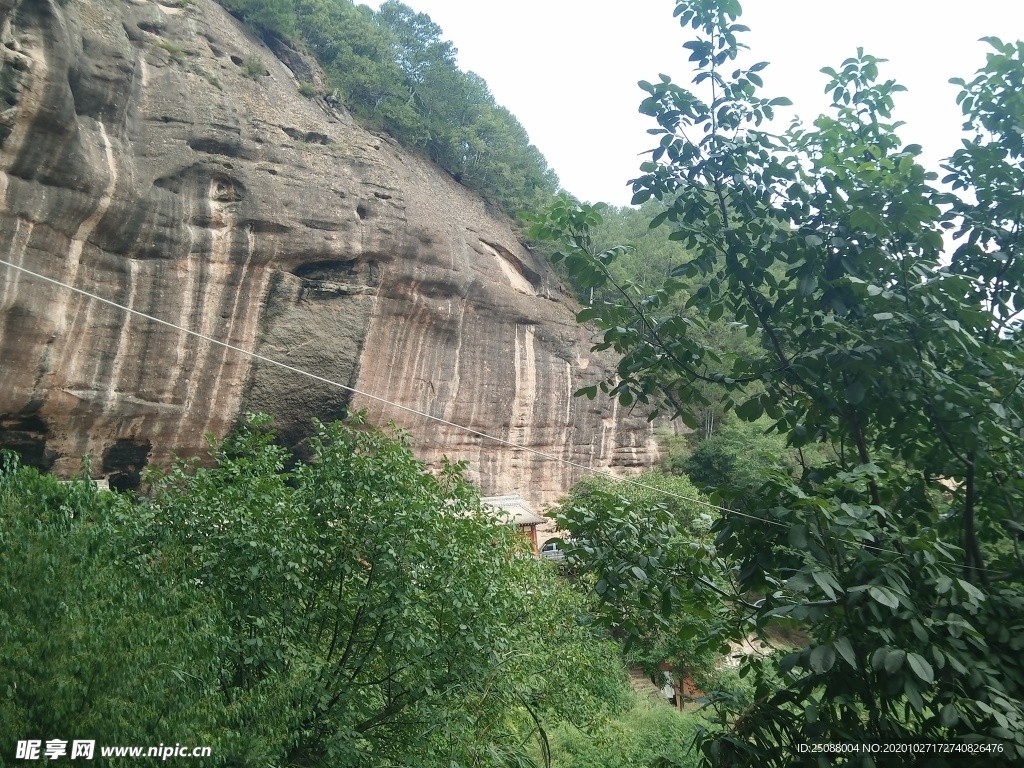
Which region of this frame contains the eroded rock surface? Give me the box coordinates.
[0,0,657,504]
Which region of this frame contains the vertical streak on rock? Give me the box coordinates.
[600,398,621,464]
[168,225,199,405]
[56,122,118,383]
[561,359,574,482]
[198,221,257,439]
[105,257,138,406]
[441,295,466,422]
[508,324,537,492]
[0,219,32,310]
[377,279,418,404]
[404,285,432,410]
[63,123,117,312]
[177,186,233,433]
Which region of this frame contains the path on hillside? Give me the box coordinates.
[628,667,669,704]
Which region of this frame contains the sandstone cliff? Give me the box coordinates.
[0,0,657,505]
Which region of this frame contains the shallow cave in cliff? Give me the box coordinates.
[291,258,379,286]
[102,438,152,492]
[0,414,57,472]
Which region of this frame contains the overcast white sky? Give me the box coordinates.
[366,1,1024,207]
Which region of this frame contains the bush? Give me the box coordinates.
[0,454,224,754]
[242,53,265,78]
[545,694,702,768]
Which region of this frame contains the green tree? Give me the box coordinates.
[669,419,793,506]
[532,1,1024,764]
[139,414,628,766]
[213,0,560,217]
[2,418,628,766]
[556,472,723,696]
[376,0,456,83]
[218,0,298,39]
[0,455,225,757]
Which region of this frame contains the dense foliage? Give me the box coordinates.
[1,416,628,766]
[664,420,793,507]
[555,472,722,694]
[216,0,559,215]
[531,198,767,443]
[532,0,1024,764]
[543,695,702,768]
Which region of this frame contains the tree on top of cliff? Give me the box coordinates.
[532,0,1024,763]
[217,0,559,215]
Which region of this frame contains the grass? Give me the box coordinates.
[540,692,704,768]
[242,54,266,79]
[200,69,223,91]
[154,39,192,66]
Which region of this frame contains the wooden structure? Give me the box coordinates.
[481,494,546,553]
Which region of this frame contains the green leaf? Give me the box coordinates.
[870,647,888,670]
[940,703,959,727]
[834,637,857,669]
[869,586,900,610]
[811,570,841,601]
[849,209,887,233]
[786,572,815,592]
[787,524,808,549]
[904,678,924,713]
[910,618,928,643]
[677,409,699,429]
[735,396,764,421]
[810,645,836,674]
[884,649,906,673]
[957,578,986,603]
[906,652,934,684]
[798,273,818,296]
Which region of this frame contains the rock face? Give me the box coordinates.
[0,0,657,504]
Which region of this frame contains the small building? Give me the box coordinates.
[481,494,546,553]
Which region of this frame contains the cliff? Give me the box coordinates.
[0,0,657,505]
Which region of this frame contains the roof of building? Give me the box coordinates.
[481,494,546,527]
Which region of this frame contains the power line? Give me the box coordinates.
[13,257,985,567]
[0,256,766,522]
[15,255,992,570]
